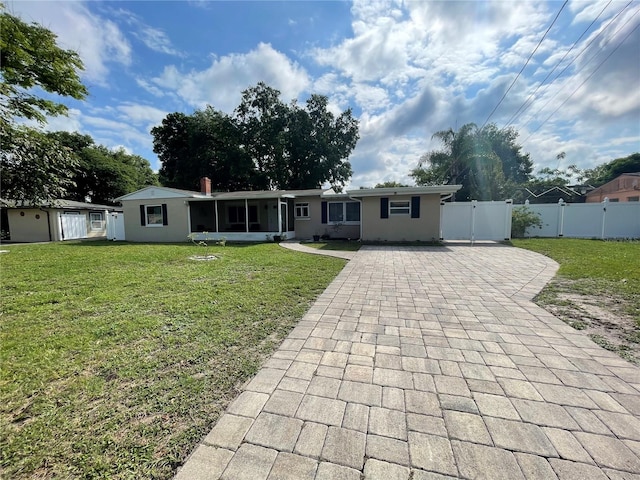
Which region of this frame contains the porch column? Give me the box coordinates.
[214,200,219,233]
[277,199,282,235]
[245,199,249,233]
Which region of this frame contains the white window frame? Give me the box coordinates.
[89,212,104,231]
[328,201,360,224]
[295,202,310,219]
[389,200,410,215]
[146,205,163,227]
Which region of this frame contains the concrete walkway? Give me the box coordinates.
[176,244,640,480]
[279,241,358,260]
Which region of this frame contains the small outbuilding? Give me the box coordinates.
[116,179,461,243]
[1,199,122,243]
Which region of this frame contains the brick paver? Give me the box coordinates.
[176,244,640,479]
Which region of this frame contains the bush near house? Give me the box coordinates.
[0,242,346,479]
[511,205,543,238]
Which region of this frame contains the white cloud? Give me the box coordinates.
[10,2,131,86]
[112,8,181,56]
[116,104,168,127]
[152,43,311,112]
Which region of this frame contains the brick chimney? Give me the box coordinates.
[200,177,212,195]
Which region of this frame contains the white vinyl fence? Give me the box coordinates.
[107,212,126,241]
[440,198,640,241]
[523,199,640,239]
[440,200,513,241]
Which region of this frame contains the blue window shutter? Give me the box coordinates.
[411,196,420,218]
[140,205,145,226]
[162,204,168,225]
[380,197,389,218]
[321,201,327,224]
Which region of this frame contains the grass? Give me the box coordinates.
[511,238,639,312]
[511,239,640,362]
[0,241,346,479]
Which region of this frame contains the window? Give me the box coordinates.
[628,196,639,202]
[140,204,167,227]
[146,205,163,225]
[295,203,310,218]
[389,200,410,215]
[328,202,360,223]
[328,202,344,222]
[90,212,104,231]
[345,202,361,221]
[609,198,619,203]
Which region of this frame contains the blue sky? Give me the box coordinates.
[9,0,640,188]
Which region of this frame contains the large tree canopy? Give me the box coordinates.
[49,131,158,205]
[0,6,88,205]
[410,123,533,201]
[152,82,359,192]
[582,153,640,187]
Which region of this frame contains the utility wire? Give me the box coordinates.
[521,19,640,144]
[481,0,568,129]
[520,6,639,137]
[515,0,636,130]
[503,0,613,129]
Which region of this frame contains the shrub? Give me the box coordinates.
[511,206,542,238]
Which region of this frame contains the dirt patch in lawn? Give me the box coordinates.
[536,279,640,364]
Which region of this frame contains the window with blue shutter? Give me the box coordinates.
[411,196,420,218]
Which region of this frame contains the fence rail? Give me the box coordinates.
[523,199,640,239]
[440,199,640,241]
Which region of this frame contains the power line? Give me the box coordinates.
[515,1,636,131]
[481,0,568,129]
[503,0,613,129]
[521,19,640,144]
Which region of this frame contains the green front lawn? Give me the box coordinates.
[512,238,640,358]
[0,242,346,479]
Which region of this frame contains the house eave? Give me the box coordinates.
[346,185,462,197]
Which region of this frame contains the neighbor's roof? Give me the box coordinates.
[346,185,462,197]
[0,198,122,211]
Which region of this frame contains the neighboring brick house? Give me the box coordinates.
[586,173,640,203]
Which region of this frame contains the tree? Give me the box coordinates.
[153,108,255,192]
[374,181,410,188]
[0,6,88,205]
[153,83,359,192]
[49,131,158,204]
[582,153,640,187]
[410,123,529,201]
[277,94,357,191]
[1,127,77,205]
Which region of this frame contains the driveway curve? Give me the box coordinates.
[176,244,640,480]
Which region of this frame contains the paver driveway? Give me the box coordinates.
[176,244,640,480]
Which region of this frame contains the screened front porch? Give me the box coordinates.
[188,198,295,241]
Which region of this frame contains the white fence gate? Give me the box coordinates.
[60,213,87,240]
[441,200,513,241]
[524,199,640,239]
[107,212,126,241]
